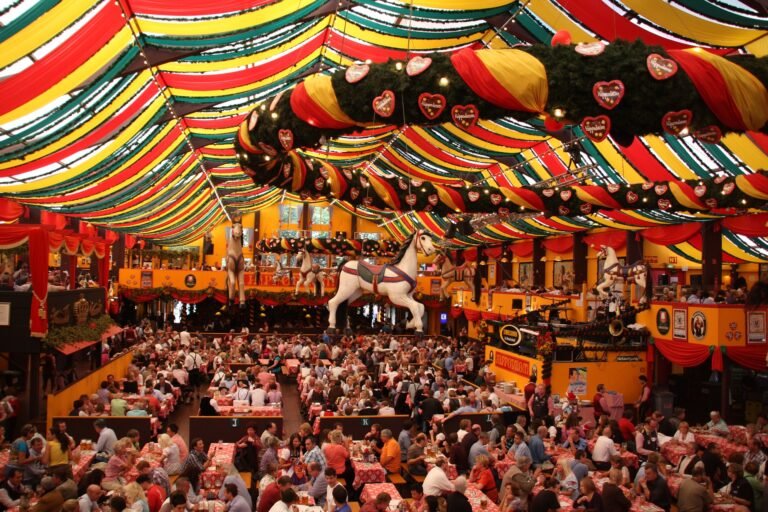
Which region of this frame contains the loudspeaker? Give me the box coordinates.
[553,346,574,362]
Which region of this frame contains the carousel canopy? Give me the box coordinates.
[1,1,767,255]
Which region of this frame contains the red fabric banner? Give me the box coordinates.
[509,241,533,258]
[0,226,49,336]
[450,306,464,319]
[711,346,723,372]
[0,199,25,222]
[724,345,768,372]
[641,223,700,246]
[653,338,711,367]
[722,214,768,237]
[542,237,574,254]
[484,247,502,259]
[464,309,482,321]
[40,211,67,230]
[462,248,478,262]
[582,230,626,250]
[125,235,137,250]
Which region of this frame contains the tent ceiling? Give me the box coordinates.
[0,0,767,255]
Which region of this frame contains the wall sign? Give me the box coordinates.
[615,354,641,362]
[141,271,153,289]
[567,367,587,395]
[499,324,522,347]
[656,308,670,336]
[491,350,531,377]
[690,311,707,340]
[748,311,766,344]
[673,308,687,340]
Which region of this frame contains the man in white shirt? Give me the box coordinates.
[93,419,117,455]
[456,419,470,443]
[706,411,729,436]
[423,458,455,497]
[78,484,102,512]
[250,383,267,407]
[592,427,619,470]
[179,329,191,347]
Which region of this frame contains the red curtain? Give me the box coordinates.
[582,230,626,250]
[724,345,768,372]
[481,311,500,320]
[0,199,25,222]
[653,338,711,367]
[542,237,574,253]
[462,248,478,262]
[711,346,723,372]
[0,226,49,336]
[722,214,768,237]
[484,247,502,259]
[641,223,700,246]
[450,306,464,319]
[464,309,482,321]
[125,234,137,250]
[510,241,534,258]
[40,211,67,230]
[104,230,120,244]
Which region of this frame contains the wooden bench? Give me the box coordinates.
[349,503,360,512]
[387,473,407,485]
[401,463,425,483]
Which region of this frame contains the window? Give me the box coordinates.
[279,229,301,239]
[311,230,330,239]
[279,205,302,224]
[310,206,331,225]
[356,232,381,241]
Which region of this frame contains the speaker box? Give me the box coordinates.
[553,346,574,362]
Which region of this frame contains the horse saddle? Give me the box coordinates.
[343,261,416,294]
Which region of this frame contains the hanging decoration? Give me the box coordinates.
[662,109,693,135]
[580,115,611,142]
[372,90,396,118]
[406,56,432,76]
[575,42,606,57]
[255,236,401,256]
[694,125,722,144]
[418,93,447,120]
[592,80,625,110]
[646,54,679,80]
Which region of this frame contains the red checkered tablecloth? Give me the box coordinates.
[587,440,638,468]
[286,359,300,374]
[72,450,96,482]
[200,466,228,490]
[693,433,747,460]
[464,484,500,512]
[309,404,323,418]
[125,444,163,482]
[352,460,387,489]
[360,483,402,504]
[208,443,236,466]
[660,442,693,466]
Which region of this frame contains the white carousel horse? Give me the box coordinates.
[272,258,291,284]
[434,250,475,300]
[595,245,649,303]
[226,217,246,307]
[327,230,436,334]
[294,248,326,296]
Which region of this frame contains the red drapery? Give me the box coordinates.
[641,223,700,246]
[542,237,574,254]
[722,214,768,237]
[125,235,138,250]
[450,306,464,319]
[724,345,768,372]
[509,241,533,258]
[0,226,49,336]
[484,247,502,259]
[582,230,626,250]
[40,211,67,230]
[653,338,712,368]
[462,248,478,262]
[0,199,25,222]
[464,309,482,321]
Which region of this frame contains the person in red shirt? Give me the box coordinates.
[524,376,537,406]
[593,384,609,418]
[618,409,636,443]
[143,387,161,415]
[257,475,292,512]
[137,474,165,512]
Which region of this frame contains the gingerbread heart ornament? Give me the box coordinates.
[451,104,479,130]
[662,109,693,136]
[428,194,439,206]
[581,115,611,142]
[607,184,621,194]
[490,193,502,205]
[592,80,625,110]
[345,64,370,83]
[542,189,555,198]
[405,194,418,206]
[580,203,593,214]
[575,42,606,56]
[467,190,480,202]
[626,191,639,204]
[278,129,294,150]
[694,126,722,144]
[406,56,432,76]
[418,93,446,120]
[646,54,678,80]
[372,90,396,118]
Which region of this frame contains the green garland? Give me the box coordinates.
[43,314,115,350]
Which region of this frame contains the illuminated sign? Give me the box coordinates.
[492,350,531,377]
[499,324,522,347]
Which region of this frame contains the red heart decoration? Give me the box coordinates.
[490,193,502,205]
[626,191,639,204]
[278,129,294,150]
[657,199,672,210]
[560,190,572,201]
[428,194,439,206]
[468,190,480,202]
[258,142,277,156]
[398,179,408,190]
[607,184,621,194]
[318,167,329,179]
[406,56,432,77]
[314,177,325,190]
[694,185,707,197]
[575,42,606,56]
[372,90,396,118]
[646,54,678,80]
[592,80,625,110]
[654,184,668,196]
[498,208,510,215]
[722,182,735,195]
[542,189,555,197]
[580,115,611,142]
[558,205,570,215]
[694,126,722,144]
[705,198,718,208]
[345,64,370,83]
[418,93,446,120]
[451,104,479,130]
[424,205,433,212]
[580,203,593,214]
[662,109,693,136]
[714,175,728,184]
[362,197,373,206]
[350,187,360,200]
[641,182,654,191]
[405,194,417,206]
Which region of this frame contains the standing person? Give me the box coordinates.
[635,375,651,422]
[524,376,537,407]
[528,384,550,426]
[592,384,609,419]
[184,347,203,400]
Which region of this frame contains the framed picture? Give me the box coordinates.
[553,260,574,289]
[673,308,687,340]
[748,311,766,344]
[519,262,533,287]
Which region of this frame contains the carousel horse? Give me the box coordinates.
[295,248,326,296]
[226,217,246,308]
[434,250,475,300]
[327,230,436,334]
[272,259,291,284]
[595,245,649,303]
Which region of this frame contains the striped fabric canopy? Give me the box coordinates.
[1,0,767,258]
